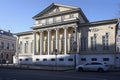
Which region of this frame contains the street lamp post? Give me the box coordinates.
[54,49,58,69]
[73,29,77,70]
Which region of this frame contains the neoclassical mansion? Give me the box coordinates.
[14,3,120,67]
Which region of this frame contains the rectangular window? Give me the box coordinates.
[53,17,56,23]
[31,41,33,53]
[25,59,29,61]
[59,58,64,61]
[106,33,109,49]
[1,42,4,49]
[69,14,74,18]
[91,58,97,61]
[7,43,9,50]
[36,59,39,61]
[19,41,22,53]
[103,58,109,61]
[51,58,55,61]
[61,15,65,21]
[91,34,97,51]
[24,43,26,53]
[25,41,28,53]
[12,43,14,50]
[46,19,49,24]
[81,58,86,61]
[81,37,87,51]
[6,54,9,59]
[56,16,61,22]
[19,59,22,61]
[102,33,109,50]
[68,58,73,61]
[43,59,47,61]
[38,20,41,24]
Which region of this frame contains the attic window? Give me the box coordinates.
[70,14,74,18]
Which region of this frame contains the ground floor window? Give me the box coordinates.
[103,58,109,61]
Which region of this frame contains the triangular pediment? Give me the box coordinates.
[33,3,79,19]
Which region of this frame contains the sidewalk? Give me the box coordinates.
[0,64,74,71]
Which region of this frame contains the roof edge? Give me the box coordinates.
[15,31,33,36]
[32,3,80,19]
[79,18,119,27]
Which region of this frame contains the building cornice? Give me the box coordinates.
[15,31,33,36]
[31,19,79,30]
[78,18,119,27]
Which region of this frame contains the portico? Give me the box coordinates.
[32,24,77,56]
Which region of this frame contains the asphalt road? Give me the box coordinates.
[0,69,120,80]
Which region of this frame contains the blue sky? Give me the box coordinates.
[0,0,120,33]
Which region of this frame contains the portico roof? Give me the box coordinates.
[32,3,89,22]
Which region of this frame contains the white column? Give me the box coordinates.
[33,32,36,55]
[48,30,51,55]
[39,31,43,55]
[55,28,59,50]
[64,27,68,55]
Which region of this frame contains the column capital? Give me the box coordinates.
[33,31,36,34]
[71,24,78,28]
[55,28,60,31]
[39,30,44,33]
[47,29,52,32]
[63,27,68,30]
